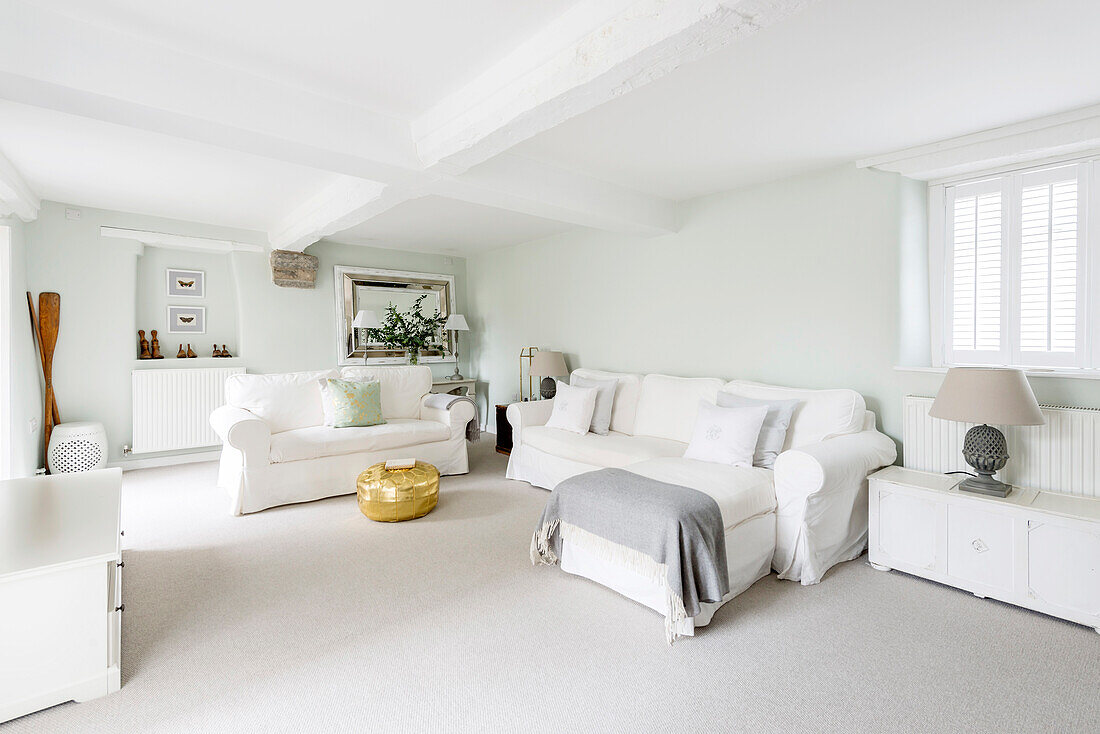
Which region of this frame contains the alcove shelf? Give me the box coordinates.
[132,357,244,369]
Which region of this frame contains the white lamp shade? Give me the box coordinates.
[529,350,568,377]
[444,314,469,331]
[929,368,1045,426]
[352,310,381,329]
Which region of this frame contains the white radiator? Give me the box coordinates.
[903,395,1100,498]
[131,367,243,453]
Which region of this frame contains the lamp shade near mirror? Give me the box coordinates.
[351,310,381,329]
[530,350,568,399]
[443,314,469,380]
[929,367,1044,497]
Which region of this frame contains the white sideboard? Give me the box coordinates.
[0,468,123,723]
[868,466,1100,634]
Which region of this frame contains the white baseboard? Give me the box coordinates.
[109,449,221,471]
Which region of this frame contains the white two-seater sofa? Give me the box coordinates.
[508,369,897,588]
[210,365,474,515]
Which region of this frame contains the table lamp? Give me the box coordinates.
[443,314,469,381]
[529,351,568,399]
[352,310,381,365]
[929,367,1045,497]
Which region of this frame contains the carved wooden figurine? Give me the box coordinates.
[220,345,232,358]
[186,344,197,358]
[138,330,152,359]
[212,344,220,358]
[150,329,164,359]
[176,343,186,358]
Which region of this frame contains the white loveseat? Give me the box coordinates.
[210,365,474,515]
[507,368,896,586]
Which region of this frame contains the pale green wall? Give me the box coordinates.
[467,164,1100,450]
[136,247,240,357]
[23,201,469,465]
[4,217,45,476]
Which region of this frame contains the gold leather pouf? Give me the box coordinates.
[357,461,440,522]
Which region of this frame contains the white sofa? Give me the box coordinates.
[210,365,475,515]
[508,368,897,587]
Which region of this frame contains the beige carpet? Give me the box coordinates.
[6,438,1098,733]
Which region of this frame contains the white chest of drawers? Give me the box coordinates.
[868,466,1100,634]
[0,468,123,723]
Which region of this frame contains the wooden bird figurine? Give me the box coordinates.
[150,329,164,359]
[138,330,152,359]
[176,343,186,358]
[212,344,220,358]
[221,345,232,358]
[186,343,197,358]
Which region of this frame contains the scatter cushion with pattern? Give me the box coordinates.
[327,378,385,429]
[545,381,598,435]
[683,400,768,468]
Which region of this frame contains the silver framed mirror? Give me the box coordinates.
[334,265,457,366]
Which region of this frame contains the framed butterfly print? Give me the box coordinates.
[167,305,206,334]
[166,268,205,298]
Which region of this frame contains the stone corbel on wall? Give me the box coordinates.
[270,250,319,289]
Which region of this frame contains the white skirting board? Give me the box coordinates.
[109,449,221,471]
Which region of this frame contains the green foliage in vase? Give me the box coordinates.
[366,294,446,353]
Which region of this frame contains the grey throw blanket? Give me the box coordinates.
[531,468,729,643]
[422,393,480,441]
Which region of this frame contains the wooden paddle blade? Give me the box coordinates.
[38,292,60,472]
[26,292,61,424]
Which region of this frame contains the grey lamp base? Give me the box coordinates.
[959,474,1012,498]
[445,373,465,381]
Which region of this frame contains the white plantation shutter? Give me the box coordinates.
[946,178,1007,363]
[1015,164,1085,366]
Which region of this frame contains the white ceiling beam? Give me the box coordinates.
[100,226,264,255]
[436,153,678,235]
[856,104,1100,181]
[268,179,419,252]
[412,0,811,174]
[0,148,40,221]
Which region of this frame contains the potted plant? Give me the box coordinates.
[366,295,446,365]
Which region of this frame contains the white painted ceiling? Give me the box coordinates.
[4,0,1100,253]
[24,0,578,118]
[327,196,573,255]
[515,0,1100,200]
[0,100,344,231]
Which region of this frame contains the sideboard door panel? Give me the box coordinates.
[947,505,1014,593]
[1027,521,1100,618]
[877,490,940,571]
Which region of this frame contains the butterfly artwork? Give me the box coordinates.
[166,269,205,298]
[167,305,205,334]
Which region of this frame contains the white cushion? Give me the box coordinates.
[340,365,432,419]
[545,381,598,435]
[570,374,617,435]
[683,401,768,468]
[720,380,866,450]
[269,418,449,464]
[570,369,644,435]
[225,369,338,434]
[716,393,800,469]
[523,426,686,468]
[625,458,776,530]
[633,374,725,443]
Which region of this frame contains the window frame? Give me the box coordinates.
[930,156,1095,370]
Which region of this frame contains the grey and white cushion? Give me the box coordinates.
[545,381,599,435]
[683,400,768,468]
[716,393,800,469]
[571,375,618,435]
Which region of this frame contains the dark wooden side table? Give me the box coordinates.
[495,404,512,456]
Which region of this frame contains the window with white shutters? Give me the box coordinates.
[935,159,1094,370]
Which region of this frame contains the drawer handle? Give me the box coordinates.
[971,538,988,553]
[117,561,124,568]
[115,604,125,613]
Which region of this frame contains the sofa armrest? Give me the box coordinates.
[506,399,554,447]
[210,405,270,466]
[419,396,477,439]
[772,415,897,585]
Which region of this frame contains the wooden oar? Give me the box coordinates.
[38,292,60,473]
[26,292,61,424]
